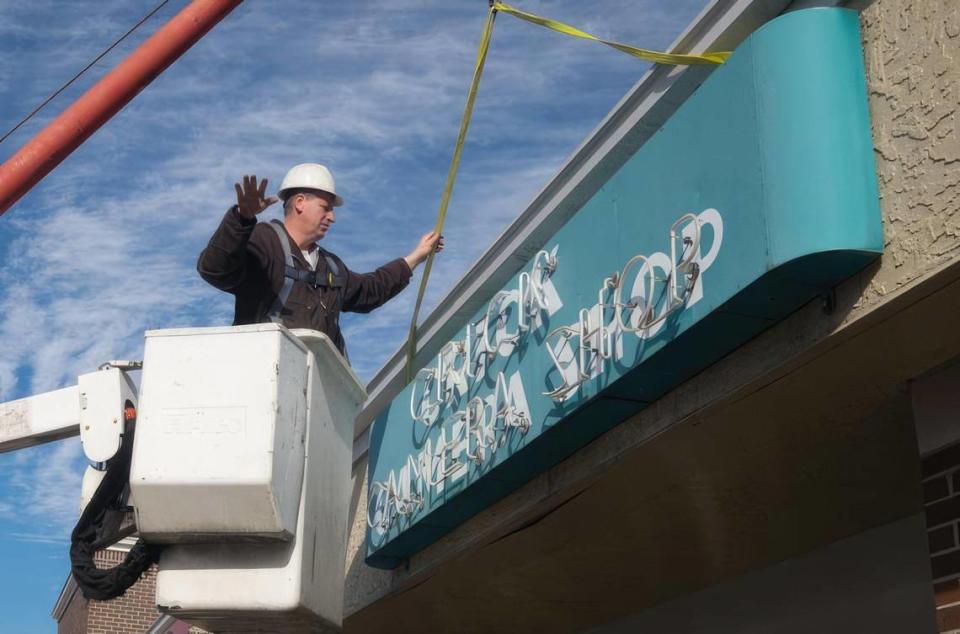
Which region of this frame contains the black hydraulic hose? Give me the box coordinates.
[69,415,161,600]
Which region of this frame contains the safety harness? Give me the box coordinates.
[266,220,345,322]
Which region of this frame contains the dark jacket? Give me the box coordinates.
[197,206,412,356]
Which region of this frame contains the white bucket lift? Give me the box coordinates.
[130,324,366,632]
[0,323,362,631]
[131,325,311,542]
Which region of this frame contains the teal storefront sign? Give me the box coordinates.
[366,8,883,568]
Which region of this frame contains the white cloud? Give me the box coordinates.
[0,439,84,543]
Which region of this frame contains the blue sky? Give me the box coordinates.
[0,1,709,629]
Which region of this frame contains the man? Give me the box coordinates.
[197,163,442,358]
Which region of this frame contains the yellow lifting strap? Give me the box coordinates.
[403,3,730,381]
[493,1,731,65]
[404,4,497,382]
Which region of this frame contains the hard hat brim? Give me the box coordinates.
[278,188,344,207]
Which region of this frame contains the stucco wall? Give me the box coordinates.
[857,0,960,306]
[342,0,960,621]
[344,464,389,616]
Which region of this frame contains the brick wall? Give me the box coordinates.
[923,441,960,633]
[84,549,162,634]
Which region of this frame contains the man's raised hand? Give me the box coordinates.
[235,175,279,219]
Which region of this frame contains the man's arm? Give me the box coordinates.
[196,175,279,292]
[340,259,413,314]
[341,231,444,313]
[196,206,258,292]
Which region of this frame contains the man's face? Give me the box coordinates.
[296,191,336,241]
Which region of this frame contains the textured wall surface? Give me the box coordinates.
[857,0,960,307]
[344,465,396,617]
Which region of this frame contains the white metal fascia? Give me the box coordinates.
[106,534,139,553]
[353,0,798,460]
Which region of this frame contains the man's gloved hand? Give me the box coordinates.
[235,174,279,219]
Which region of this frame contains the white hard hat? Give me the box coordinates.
[277,163,344,207]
